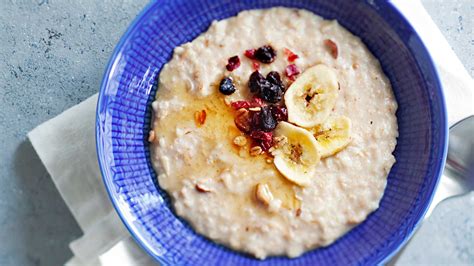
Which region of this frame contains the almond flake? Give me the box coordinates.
[250,146,263,156]
[255,183,273,206]
[195,183,211,193]
[233,136,247,147]
[148,130,156,142]
[324,39,338,59]
[248,107,261,112]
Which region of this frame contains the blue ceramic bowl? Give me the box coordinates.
[96,0,447,265]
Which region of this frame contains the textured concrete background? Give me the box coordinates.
[0,0,472,265]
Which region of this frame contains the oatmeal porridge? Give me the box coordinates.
[149,7,398,259]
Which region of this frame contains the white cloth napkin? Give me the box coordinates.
[27,1,473,265]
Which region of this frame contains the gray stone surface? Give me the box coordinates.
[424,0,474,76]
[0,1,472,265]
[0,1,148,265]
[397,191,474,265]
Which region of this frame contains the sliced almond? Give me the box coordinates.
[249,146,263,156]
[148,130,156,142]
[248,107,261,112]
[195,184,210,193]
[324,39,338,59]
[255,183,273,206]
[195,179,212,193]
[233,136,247,147]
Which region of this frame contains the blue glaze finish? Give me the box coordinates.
[96,0,447,265]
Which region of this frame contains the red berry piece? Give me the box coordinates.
[251,96,264,107]
[285,64,300,81]
[250,131,273,151]
[226,55,241,71]
[252,61,260,70]
[244,49,256,59]
[284,48,299,62]
[270,105,288,122]
[231,101,251,109]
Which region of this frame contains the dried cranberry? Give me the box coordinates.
[259,106,277,132]
[248,71,269,94]
[284,48,299,62]
[285,64,300,81]
[244,49,256,59]
[226,55,241,71]
[270,105,288,121]
[251,97,264,107]
[250,131,273,151]
[219,77,236,95]
[266,71,283,87]
[252,61,260,70]
[288,54,299,62]
[250,130,273,141]
[260,82,283,103]
[230,97,264,110]
[231,101,251,109]
[234,110,251,133]
[254,45,276,64]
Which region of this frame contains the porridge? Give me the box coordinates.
[149,8,398,259]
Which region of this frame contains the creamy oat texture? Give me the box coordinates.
[150,8,398,259]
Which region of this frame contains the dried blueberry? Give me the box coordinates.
[266,71,283,87]
[219,77,236,95]
[250,110,261,131]
[255,45,276,64]
[260,83,283,103]
[248,71,269,94]
[259,106,277,131]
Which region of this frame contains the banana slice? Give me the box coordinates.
[311,116,352,158]
[272,122,320,186]
[285,64,339,128]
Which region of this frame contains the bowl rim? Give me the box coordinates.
[96,1,448,264]
[375,2,448,263]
